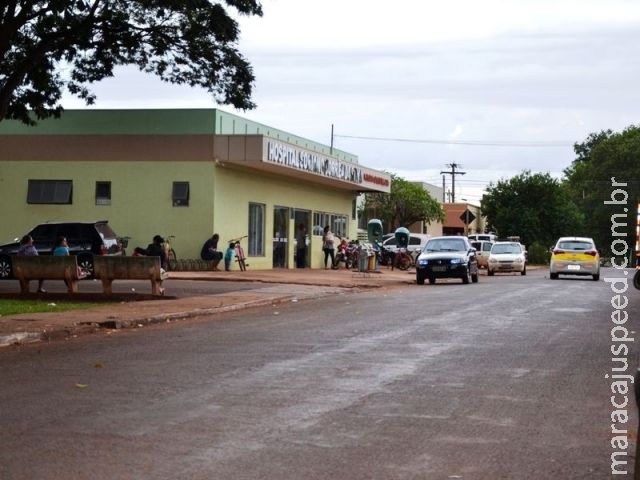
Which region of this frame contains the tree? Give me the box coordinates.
[0,0,262,125]
[564,125,640,257]
[481,170,583,248]
[362,174,444,232]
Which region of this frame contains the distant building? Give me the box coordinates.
[442,202,484,236]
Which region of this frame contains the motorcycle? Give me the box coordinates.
[374,241,396,268]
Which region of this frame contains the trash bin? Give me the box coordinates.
[367,252,376,271]
[358,246,369,272]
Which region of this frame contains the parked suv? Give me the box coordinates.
[470,240,493,268]
[0,221,123,279]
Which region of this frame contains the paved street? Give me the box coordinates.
[1,267,638,479]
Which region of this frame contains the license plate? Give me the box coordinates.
[431,266,447,272]
[568,265,580,271]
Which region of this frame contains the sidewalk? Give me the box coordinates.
[0,267,416,347]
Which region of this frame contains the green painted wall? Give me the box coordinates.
[0,161,216,260]
[214,166,356,269]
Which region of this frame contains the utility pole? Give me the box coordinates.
[440,163,466,203]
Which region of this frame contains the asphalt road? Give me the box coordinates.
[1,267,638,479]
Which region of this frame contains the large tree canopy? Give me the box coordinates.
[564,125,640,257]
[0,0,262,125]
[481,170,583,248]
[362,174,444,233]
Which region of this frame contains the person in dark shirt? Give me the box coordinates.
[146,235,169,271]
[200,233,223,270]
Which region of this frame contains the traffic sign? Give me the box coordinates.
[460,209,476,225]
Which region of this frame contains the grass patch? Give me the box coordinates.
[0,299,101,316]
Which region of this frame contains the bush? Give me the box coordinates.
[527,241,551,265]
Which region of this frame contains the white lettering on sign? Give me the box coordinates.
[267,141,364,184]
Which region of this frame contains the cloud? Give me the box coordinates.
[61,0,640,202]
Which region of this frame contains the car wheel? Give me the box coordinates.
[428,277,436,285]
[593,273,600,281]
[471,271,479,283]
[487,269,494,276]
[462,266,470,284]
[0,255,13,279]
[416,273,425,285]
[77,254,94,278]
[521,266,526,276]
[550,272,558,280]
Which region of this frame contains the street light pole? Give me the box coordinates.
[462,198,469,236]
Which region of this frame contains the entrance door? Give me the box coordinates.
[272,206,289,268]
[293,209,311,268]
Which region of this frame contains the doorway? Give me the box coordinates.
[272,206,289,268]
[293,209,311,268]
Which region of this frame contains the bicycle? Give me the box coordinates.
[149,235,177,271]
[229,236,248,271]
[118,236,131,255]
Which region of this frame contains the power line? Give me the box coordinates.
[333,133,572,147]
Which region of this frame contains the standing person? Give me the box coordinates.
[224,242,235,271]
[200,233,223,271]
[17,234,46,293]
[322,225,336,269]
[295,223,307,268]
[146,235,169,271]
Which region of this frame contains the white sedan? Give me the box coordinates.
[487,242,526,276]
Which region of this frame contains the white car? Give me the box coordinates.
[382,233,431,255]
[487,241,527,276]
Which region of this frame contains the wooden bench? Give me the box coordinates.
[93,256,168,296]
[13,256,86,293]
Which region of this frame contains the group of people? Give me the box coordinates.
[19,226,341,287]
[200,233,236,271]
[132,233,237,272]
[133,235,170,271]
[17,234,81,293]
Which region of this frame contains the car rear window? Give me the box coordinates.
[95,223,118,240]
[558,241,593,251]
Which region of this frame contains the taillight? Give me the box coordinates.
[553,249,564,255]
[585,250,597,256]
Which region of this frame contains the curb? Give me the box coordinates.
[0,294,298,348]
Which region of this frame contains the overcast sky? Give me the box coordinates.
[62,0,640,203]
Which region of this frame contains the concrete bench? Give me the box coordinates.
[12,256,86,293]
[93,256,168,296]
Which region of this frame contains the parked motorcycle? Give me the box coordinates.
[374,241,396,268]
[334,238,360,269]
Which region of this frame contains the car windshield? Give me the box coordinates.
[558,240,593,251]
[491,243,521,254]
[426,239,466,252]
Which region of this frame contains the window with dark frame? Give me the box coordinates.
[95,181,111,205]
[27,180,73,204]
[172,182,190,207]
